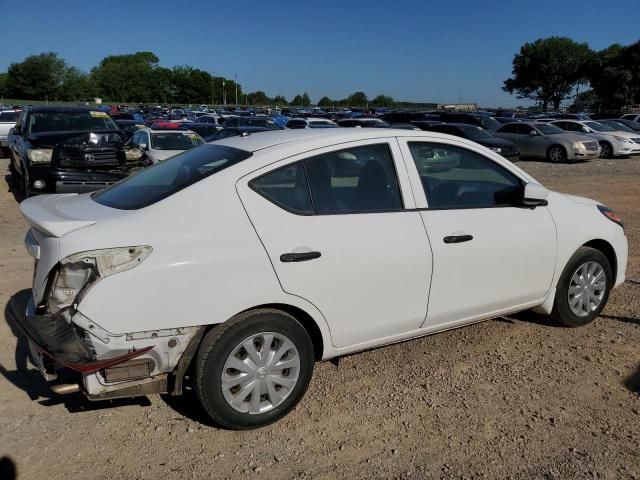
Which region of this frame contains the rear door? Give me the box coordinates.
[237,139,433,348]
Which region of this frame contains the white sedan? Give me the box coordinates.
[549,119,640,157]
[15,129,627,429]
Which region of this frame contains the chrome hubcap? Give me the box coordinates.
[221,332,300,414]
[568,261,606,317]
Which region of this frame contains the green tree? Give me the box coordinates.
[247,90,270,105]
[317,96,333,107]
[503,37,593,111]
[4,52,67,100]
[91,51,170,103]
[291,94,304,106]
[347,91,368,107]
[588,41,640,109]
[59,67,94,101]
[301,92,311,106]
[171,66,214,104]
[372,94,394,107]
[273,95,288,105]
[0,73,7,98]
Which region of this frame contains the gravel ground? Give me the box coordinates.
[0,155,638,480]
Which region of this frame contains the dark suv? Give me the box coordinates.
[8,106,130,195]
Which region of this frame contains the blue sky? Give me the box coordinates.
[0,0,638,107]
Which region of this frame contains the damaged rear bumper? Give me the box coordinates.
[8,298,152,374]
[7,296,204,400]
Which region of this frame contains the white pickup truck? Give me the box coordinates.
[0,109,19,156]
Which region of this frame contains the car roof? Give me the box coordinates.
[212,128,467,153]
[24,106,104,113]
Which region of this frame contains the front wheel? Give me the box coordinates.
[551,247,612,327]
[547,145,568,163]
[599,142,613,158]
[194,309,314,430]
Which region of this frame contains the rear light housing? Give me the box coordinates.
[597,205,624,229]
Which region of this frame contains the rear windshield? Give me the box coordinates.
[92,144,252,210]
[0,111,18,122]
[28,110,118,133]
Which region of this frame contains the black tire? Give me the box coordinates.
[551,246,612,327]
[194,309,314,430]
[546,145,568,163]
[1,147,9,159]
[599,141,613,158]
[21,168,31,197]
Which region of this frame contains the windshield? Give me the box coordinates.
[535,124,564,135]
[0,111,18,122]
[585,121,615,132]
[602,120,634,133]
[151,132,204,150]
[463,126,492,139]
[28,110,118,133]
[477,115,501,130]
[92,144,252,210]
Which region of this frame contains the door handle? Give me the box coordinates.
[280,251,322,263]
[443,235,473,244]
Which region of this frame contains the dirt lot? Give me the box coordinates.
[0,154,638,480]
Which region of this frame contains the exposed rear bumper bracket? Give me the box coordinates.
[7,297,153,374]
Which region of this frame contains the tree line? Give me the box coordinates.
[0,51,398,108]
[504,37,640,111]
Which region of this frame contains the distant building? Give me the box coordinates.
[437,103,478,112]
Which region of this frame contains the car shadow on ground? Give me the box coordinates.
[3,173,26,203]
[161,390,218,427]
[2,289,151,413]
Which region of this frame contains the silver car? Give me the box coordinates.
[549,120,640,158]
[494,122,600,163]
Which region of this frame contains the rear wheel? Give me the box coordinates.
[599,141,613,158]
[551,247,612,327]
[194,309,314,430]
[547,145,567,163]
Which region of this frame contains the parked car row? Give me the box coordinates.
[6,104,640,196]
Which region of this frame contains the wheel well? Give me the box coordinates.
[583,239,617,281]
[239,303,325,361]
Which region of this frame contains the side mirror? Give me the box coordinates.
[529,130,538,136]
[139,143,148,151]
[523,182,549,207]
[12,125,20,135]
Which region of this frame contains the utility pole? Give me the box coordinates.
[223,80,226,106]
[235,74,238,106]
[458,90,462,111]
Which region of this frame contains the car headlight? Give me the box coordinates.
[489,147,502,153]
[125,148,143,161]
[572,142,583,150]
[27,148,53,164]
[613,135,632,144]
[46,246,153,313]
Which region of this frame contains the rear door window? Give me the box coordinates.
[251,163,313,214]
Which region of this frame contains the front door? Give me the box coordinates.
[399,139,557,328]
[238,140,433,348]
